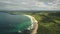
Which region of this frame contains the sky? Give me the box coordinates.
[0,0,60,11]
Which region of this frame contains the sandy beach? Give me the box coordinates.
[25,15,38,34]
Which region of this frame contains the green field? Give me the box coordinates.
[3,11,60,34]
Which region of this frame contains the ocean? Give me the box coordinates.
[0,12,32,34]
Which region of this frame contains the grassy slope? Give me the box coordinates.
[6,11,60,34]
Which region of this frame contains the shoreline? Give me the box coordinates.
[25,15,38,34]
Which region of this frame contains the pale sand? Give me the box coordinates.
[25,15,38,34]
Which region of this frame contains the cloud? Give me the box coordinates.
[0,0,60,11]
[34,0,60,10]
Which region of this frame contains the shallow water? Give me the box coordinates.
[0,12,32,34]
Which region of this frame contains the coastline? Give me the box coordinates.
[25,15,38,34]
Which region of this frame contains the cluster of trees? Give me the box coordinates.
[30,12,60,34]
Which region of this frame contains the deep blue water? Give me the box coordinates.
[0,12,32,34]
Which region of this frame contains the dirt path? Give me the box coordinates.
[25,15,38,34]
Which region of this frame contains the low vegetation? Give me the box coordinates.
[3,11,60,34]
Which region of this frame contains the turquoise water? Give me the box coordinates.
[0,12,32,34]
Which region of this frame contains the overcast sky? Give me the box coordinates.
[0,0,60,11]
